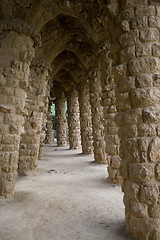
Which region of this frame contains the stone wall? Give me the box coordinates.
[113,1,160,239]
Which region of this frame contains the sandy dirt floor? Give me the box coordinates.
[0,144,132,240]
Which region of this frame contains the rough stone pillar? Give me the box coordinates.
[0,20,40,197]
[45,102,54,144]
[77,82,93,154]
[55,95,67,146]
[89,69,106,163]
[100,47,123,184]
[19,59,50,175]
[114,1,160,239]
[38,83,50,160]
[67,89,81,149]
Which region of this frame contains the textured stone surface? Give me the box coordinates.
[19,59,50,175]
[78,82,93,154]
[89,69,106,164]
[0,29,35,197]
[67,89,81,149]
[115,1,160,239]
[45,102,54,144]
[55,96,68,147]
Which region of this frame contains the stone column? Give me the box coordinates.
[100,47,123,184]
[45,102,54,144]
[67,89,81,149]
[38,83,50,160]
[89,69,106,163]
[0,19,40,197]
[19,59,50,175]
[77,82,93,154]
[114,1,160,239]
[55,95,67,146]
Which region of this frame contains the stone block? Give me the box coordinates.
[14,88,26,99]
[0,86,14,96]
[155,164,160,181]
[130,88,160,108]
[129,57,160,76]
[130,200,148,218]
[143,107,160,123]
[0,75,6,86]
[149,16,160,29]
[4,113,24,125]
[156,6,160,17]
[6,77,19,88]
[124,180,139,201]
[105,135,119,145]
[149,203,160,218]
[121,20,130,32]
[136,43,152,57]
[152,43,160,57]
[10,152,19,165]
[131,17,148,29]
[119,125,137,138]
[135,74,153,88]
[129,163,154,183]
[113,64,127,81]
[117,77,135,93]
[111,156,121,168]
[121,9,134,20]
[116,92,131,111]
[137,124,156,137]
[148,137,160,162]
[120,46,135,63]
[149,230,160,240]
[119,30,139,48]
[0,152,10,164]
[140,28,159,42]
[105,144,118,155]
[121,138,139,163]
[135,5,155,17]
[124,109,142,125]
[153,73,160,87]
[140,183,159,205]
[2,134,20,145]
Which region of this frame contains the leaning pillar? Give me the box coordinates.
[114,1,160,239]
[89,69,106,163]
[67,89,81,149]
[0,20,40,197]
[77,82,93,154]
[45,101,54,144]
[100,47,123,184]
[19,59,50,175]
[38,83,50,160]
[55,95,67,146]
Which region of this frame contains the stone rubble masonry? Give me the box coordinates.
[114,1,160,239]
[102,73,123,185]
[67,89,81,149]
[55,95,68,146]
[18,58,51,175]
[89,69,106,164]
[38,83,51,160]
[0,21,37,197]
[45,102,54,144]
[77,82,93,155]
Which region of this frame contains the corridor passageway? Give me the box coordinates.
[0,144,130,240]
